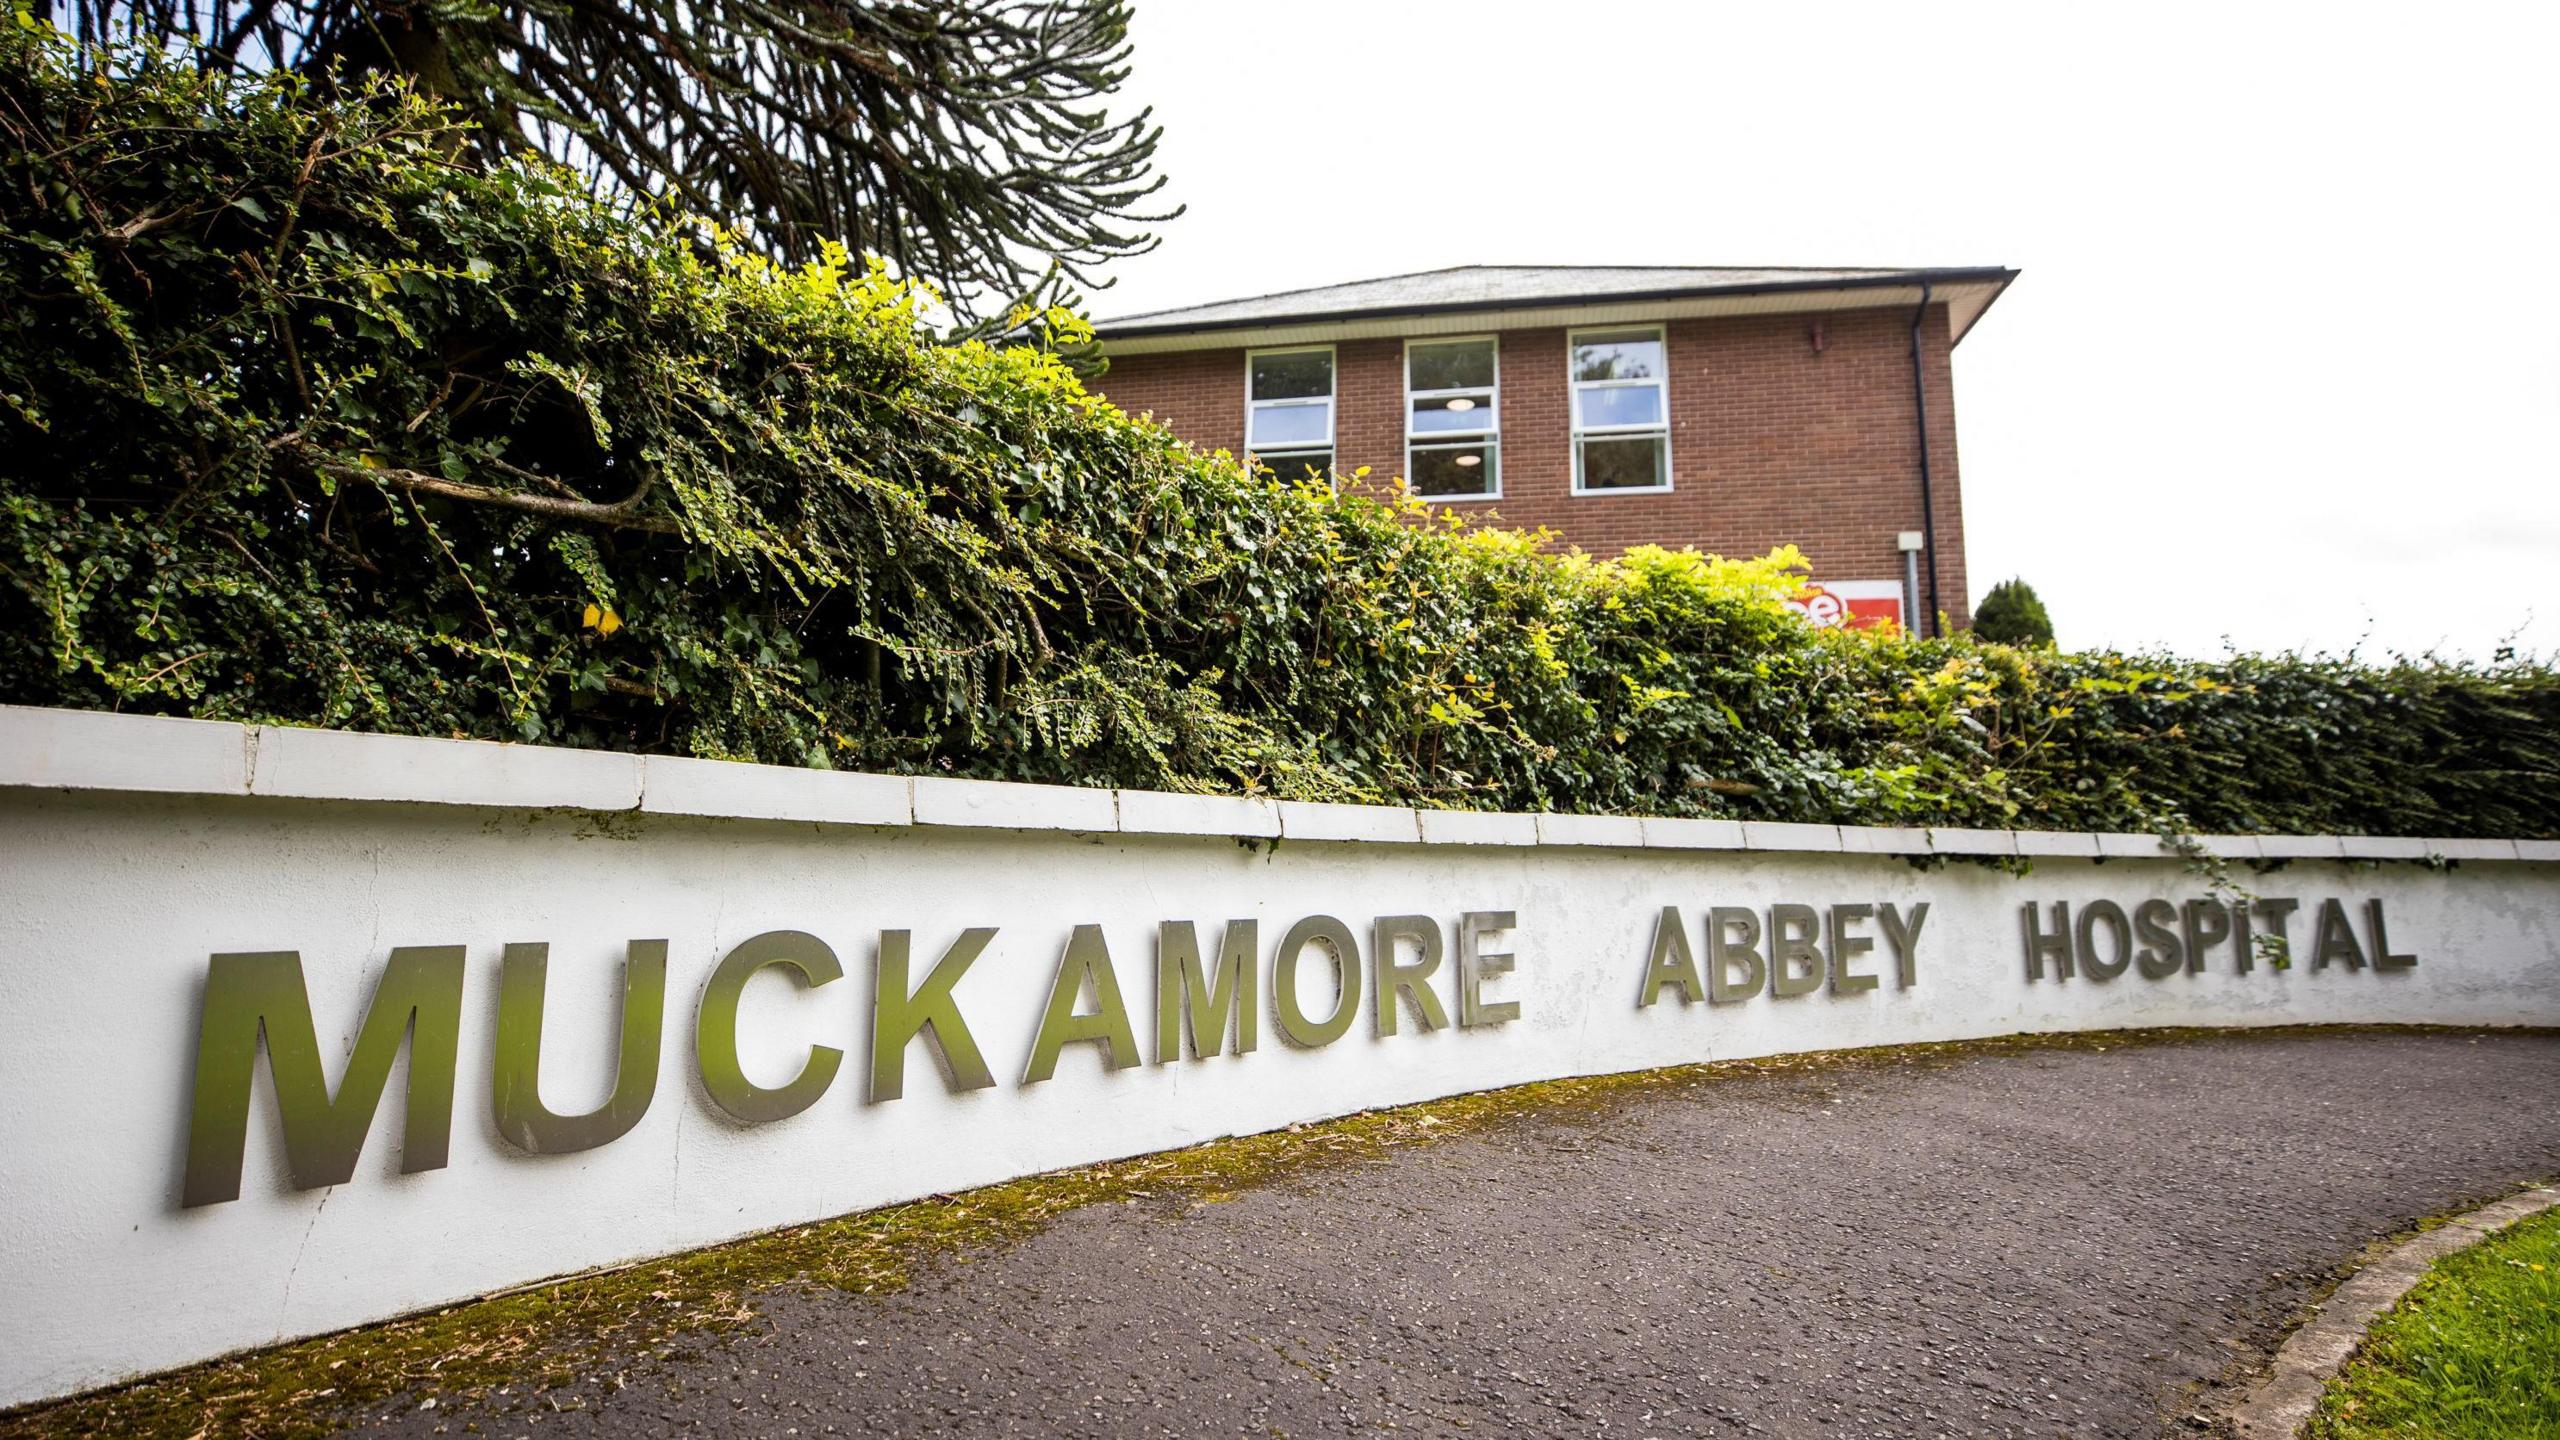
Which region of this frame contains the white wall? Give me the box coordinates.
[2,706,2555,1407]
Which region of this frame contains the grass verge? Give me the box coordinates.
[2308,1203,2560,1439]
[0,1024,2534,1440]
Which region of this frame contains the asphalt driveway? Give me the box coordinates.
[364,1030,2560,1440]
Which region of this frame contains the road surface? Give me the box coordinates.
[365,1030,2559,1439]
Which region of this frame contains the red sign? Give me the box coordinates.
[1787,581,1904,632]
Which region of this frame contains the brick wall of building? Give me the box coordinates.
[1089,303,1972,630]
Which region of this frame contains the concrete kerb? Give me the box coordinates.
[2222,1183,2560,1438]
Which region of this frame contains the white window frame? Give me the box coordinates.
[1568,324,1674,496]
[1403,334,1501,502]
[1244,344,1336,477]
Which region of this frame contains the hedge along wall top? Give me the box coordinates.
[3,26,2557,839]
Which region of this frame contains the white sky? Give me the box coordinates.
[1085,0,2560,659]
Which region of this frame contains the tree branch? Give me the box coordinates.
[320,456,680,534]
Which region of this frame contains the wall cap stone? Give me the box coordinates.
[1533,812,1648,848]
[1641,816,1748,850]
[1741,820,1843,853]
[1276,800,1421,844]
[0,706,250,796]
[3,705,2549,862]
[1838,826,1931,856]
[2257,835,2351,860]
[912,774,1115,834]
[253,722,643,811]
[1418,809,1539,847]
[2426,837,2520,862]
[1926,827,2017,857]
[642,755,909,828]
[1117,788,1281,839]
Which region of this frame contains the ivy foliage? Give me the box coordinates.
[3,27,2554,838]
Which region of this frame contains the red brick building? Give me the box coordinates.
[1085,265,2016,635]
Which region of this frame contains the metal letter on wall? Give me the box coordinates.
[695,931,843,1125]
[2313,899,2368,970]
[2075,900,2133,982]
[1879,902,1927,988]
[1707,907,1767,1003]
[1638,905,1703,1008]
[1372,915,1451,1035]
[2132,901,2186,981]
[494,940,667,1152]
[1826,904,1879,995]
[182,946,466,1207]
[2021,901,2074,982]
[2367,899,2419,970]
[870,928,999,1102]
[1457,911,1521,1027]
[2252,898,2301,969]
[2183,901,2233,975]
[1024,925,1142,1083]
[1273,915,1363,1048]
[1155,919,1260,1063]
[1767,904,1824,998]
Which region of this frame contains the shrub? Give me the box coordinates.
[1972,578,2054,646]
[3,27,2554,838]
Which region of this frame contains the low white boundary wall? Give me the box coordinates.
[3,705,2556,1407]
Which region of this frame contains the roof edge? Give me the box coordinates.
[1948,269,2021,347]
[1093,267,2020,343]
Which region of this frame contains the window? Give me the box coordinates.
[1405,337,1499,499]
[1246,347,1334,481]
[1570,326,1670,492]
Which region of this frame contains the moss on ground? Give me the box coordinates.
[0,1024,2536,1440]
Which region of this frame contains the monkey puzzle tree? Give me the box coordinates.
[50,0,1173,325]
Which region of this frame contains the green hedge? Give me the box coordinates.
[4,27,2554,838]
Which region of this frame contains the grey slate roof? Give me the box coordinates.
[1093,264,2015,338]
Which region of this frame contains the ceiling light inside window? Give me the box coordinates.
[1454,454,1481,468]
[1445,397,1477,412]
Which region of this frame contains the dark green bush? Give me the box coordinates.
[1972,577,2054,646]
[3,27,2554,838]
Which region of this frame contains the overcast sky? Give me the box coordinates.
[1084,1,2559,659]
